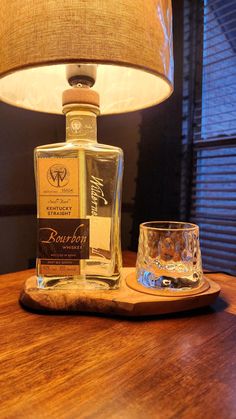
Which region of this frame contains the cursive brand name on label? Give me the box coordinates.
[40,225,87,244]
[90,176,108,216]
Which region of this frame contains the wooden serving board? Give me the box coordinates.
[20,268,220,317]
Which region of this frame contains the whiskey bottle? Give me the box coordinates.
[34,85,123,289]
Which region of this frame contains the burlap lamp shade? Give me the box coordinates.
[0,0,173,114]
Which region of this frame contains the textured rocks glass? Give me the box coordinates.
[136,222,203,292]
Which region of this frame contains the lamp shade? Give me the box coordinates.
[0,0,173,115]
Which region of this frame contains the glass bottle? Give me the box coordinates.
[34,87,123,289]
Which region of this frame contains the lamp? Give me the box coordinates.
[0,0,173,114]
[0,0,174,290]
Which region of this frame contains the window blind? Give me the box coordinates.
[181,0,236,275]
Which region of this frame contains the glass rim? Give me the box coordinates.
[140,221,199,232]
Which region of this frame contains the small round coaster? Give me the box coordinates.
[125,272,210,297]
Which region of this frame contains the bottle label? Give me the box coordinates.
[37,157,89,275]
[88,216,111,251]
[38,219,89,275]
[66,114,96,140]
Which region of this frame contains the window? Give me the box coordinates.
[181,0,236,274]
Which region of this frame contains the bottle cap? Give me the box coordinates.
[62,88,100,107]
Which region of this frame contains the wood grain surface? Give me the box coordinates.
[0,251,236,419]
[20,270,220,316]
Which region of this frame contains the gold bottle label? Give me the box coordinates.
[37,157,88,276]
[66,114,96,141]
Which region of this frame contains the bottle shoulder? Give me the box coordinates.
[35,140,123,156]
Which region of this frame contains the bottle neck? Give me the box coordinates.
[64,107,98,142]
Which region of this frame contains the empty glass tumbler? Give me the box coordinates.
[136,222,203,292]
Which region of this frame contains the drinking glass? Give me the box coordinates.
[136,221,203,292]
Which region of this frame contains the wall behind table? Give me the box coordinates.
[0,101,140,274]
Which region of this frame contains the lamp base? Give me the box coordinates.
[20,268,220,317]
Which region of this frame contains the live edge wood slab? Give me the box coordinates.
[20,268,220,316]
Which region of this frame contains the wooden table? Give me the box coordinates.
[0,251,236,419]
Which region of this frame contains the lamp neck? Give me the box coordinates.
[63,104,99,143]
